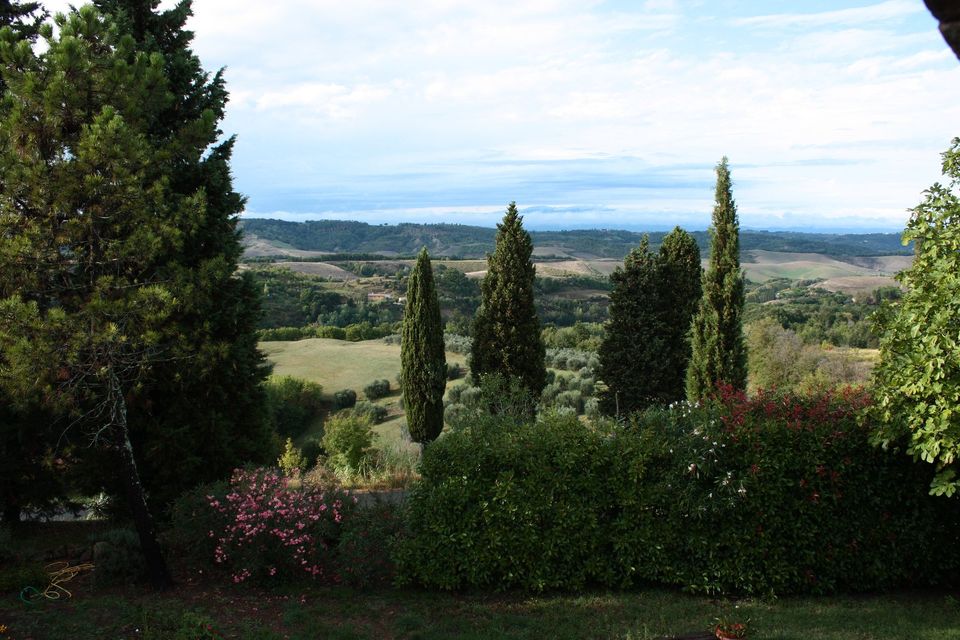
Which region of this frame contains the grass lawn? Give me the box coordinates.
[262,338,469,450]
[2,575,959,639]
[3,524,958,640]
[261,338,467,397]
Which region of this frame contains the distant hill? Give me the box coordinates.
[240,218,911,260]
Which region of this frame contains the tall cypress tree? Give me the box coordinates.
[686,157,747,400]
[471,203,546,398]
[597,228,701,416]
[401,249,446,444]
[91,0,274,511]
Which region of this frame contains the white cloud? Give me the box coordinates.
[34,0,960,229]
[733,0,922,29]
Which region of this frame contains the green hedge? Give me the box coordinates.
[396,389,960,595]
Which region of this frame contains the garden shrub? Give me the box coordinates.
[397,412,621,591]
[554,390,584,414]
[278,438,307,476]
[351,400,388,425]
[264,376,326,439]
[445,383,469,404]
[443,402,469,426]
[333,389,357,410]
[336,499,404,588]
[166,479,231,570]
[616,386,960,595]
[446,363,464,380]
[397,388,960,595]
[363,379,391,400]
[323,413,374,471]
[171,468,355,584]
[90,528,146,587]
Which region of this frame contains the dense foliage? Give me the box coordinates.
[264,376,325,440]
[363,379,391,400]
[169,468,356,584]
[471,204,547,398]
[746,318,872,393]
[398,390,960,595]
[0,6,199,585]
[598,228,701,415]
[688,158,748,399]
[872,138,960,497]
[250,268,346,328]
[745,281,892,349]
[401,249,447,443]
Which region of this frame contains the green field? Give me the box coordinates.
[261,338,468,446]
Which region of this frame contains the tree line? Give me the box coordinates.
[400,160,748,440]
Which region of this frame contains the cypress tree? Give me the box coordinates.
[90,0,274,511]
[401,248,446,444]
[686,157,747,400]
[597,228,701,416]
[471,202,546,398]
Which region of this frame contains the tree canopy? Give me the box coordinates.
[471,203,546,399]
[687,157,747,400]
[401,248,446,444]
[872,137,960,497]
[598,228,701,415]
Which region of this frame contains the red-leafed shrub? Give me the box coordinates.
[397,388,960,595]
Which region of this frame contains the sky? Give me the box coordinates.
[47,1,960,231]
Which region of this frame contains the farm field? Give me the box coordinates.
[817,275,900,296]
[243,234,912,293]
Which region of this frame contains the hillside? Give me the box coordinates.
[240,218,911,260]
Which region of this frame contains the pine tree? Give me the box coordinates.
[0,6,180,586]
[686,157,747,400]
[471,203,546,399]
[597,228,701,416]
[401,249,446,443]
[89,0,274,512]
[0,0,51,526]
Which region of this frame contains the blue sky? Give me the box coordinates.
[52,1,960,230]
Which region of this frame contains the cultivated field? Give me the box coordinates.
[242,233,332,259]
[273,261,360,280]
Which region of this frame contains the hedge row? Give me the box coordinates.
[396,388,960,595]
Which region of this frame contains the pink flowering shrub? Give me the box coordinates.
[169,467,357,584]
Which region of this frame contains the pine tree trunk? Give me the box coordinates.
[110,372,173,590]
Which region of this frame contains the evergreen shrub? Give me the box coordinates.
[397,389,960,594]
[264,376,325,439]
[363,379,391,400]
[91,528,146,587]
[333,389,357,409]
[351,401,388,425]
